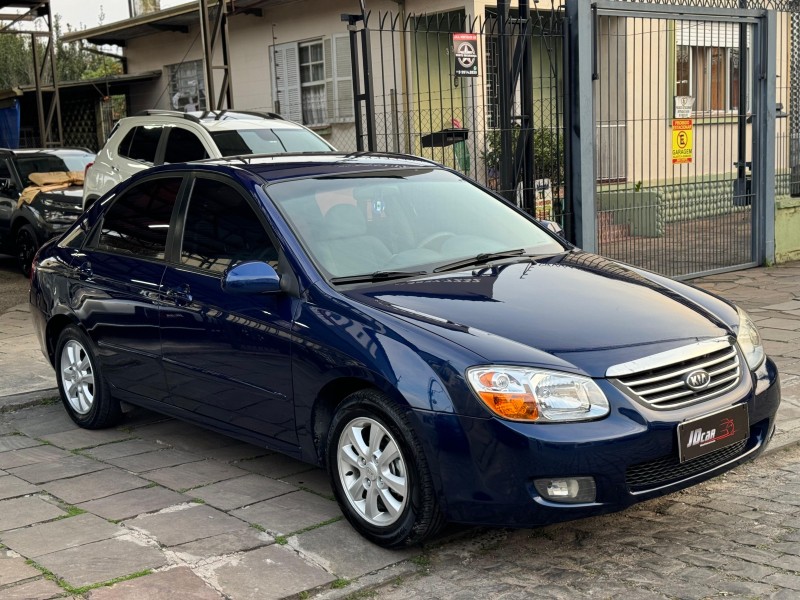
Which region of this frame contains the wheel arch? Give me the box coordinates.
[45,313,80,366]
[11,214,38,238]
[310,374,414,466]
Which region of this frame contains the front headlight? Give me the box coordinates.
[44,210,78,224]
[736,307,765,370]
[466,366,609,423]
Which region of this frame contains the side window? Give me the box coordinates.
[0,158,11,179]
[122,126,163,164]
[163,127,209,164]
[116,128,136,158]
[94,177,182,260]
[180,178,277,274]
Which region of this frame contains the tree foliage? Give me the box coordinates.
[0,34,33,89]
[0,15,124,90]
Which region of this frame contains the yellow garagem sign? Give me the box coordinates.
[672,119,693,164]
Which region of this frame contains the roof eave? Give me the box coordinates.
[60,3,199,46]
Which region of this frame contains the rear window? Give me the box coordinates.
[163,127,209,163]
[119,126,163,164]
[211,128,332,156]
[94,177,182,259]
[14,154,92,186]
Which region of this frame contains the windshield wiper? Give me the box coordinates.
[433,249,528,273]
[330,270,428,285]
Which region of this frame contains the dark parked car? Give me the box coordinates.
[0,148,94,275]
[30,153,780,548]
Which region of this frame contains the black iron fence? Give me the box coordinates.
[343,2,570,232]
[330,0,799,277]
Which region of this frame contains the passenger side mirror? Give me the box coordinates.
[0,178,17,194]
[221,261,282,294]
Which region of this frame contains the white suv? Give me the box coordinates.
[83,110,335,209]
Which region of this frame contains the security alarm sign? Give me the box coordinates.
[672,119,693,164]
[453,33,478,77]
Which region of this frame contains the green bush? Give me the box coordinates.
[482,127,564,185]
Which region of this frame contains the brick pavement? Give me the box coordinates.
[0,404,417,599]
[373,442,800,600]
[0,262,798,599]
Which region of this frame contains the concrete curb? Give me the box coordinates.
[0,387,59,413]
[763,424,800,457]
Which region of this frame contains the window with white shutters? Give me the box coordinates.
[270,43,302,124]
[271,37,353,126]
[675,22,750,114]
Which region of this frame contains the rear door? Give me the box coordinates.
[159,174,297,449]
[70,174,185,403]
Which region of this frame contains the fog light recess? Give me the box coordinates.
[533,477,596,504]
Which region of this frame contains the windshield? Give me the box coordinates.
[267,169,565,279]
[211,128,332,156]
[15,153,93,186]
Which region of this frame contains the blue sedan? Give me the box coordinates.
[29,153,780,547]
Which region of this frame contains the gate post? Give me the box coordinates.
[753,9,777,265]
[565,0,596,252]
[343,4,377,153]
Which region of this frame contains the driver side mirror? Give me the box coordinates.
[221,261,281,294]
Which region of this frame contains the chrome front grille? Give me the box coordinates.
[608,338,743,409]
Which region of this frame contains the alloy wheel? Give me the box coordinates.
[337,416,409,526]
[59,339,95,415]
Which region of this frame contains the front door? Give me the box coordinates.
[160,175,297,449]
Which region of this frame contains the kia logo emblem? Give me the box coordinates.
[684,369,711,391]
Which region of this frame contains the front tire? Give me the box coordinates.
[327,390,444,547]
[55,325,122,429]
[15,224,38,277]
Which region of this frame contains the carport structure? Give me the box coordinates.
[0,0,62,147]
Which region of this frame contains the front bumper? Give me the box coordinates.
[411,357,780,527]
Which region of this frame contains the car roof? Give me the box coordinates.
[123,110,309,132]
[200,152,442,183]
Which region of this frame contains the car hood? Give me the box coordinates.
[344,252,733,376]
[23,186,84,215]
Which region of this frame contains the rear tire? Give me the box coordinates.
[327,389,444,548]
[15,224,38,277]
[55,325,122,429]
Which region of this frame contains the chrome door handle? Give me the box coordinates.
[165,284,192,306]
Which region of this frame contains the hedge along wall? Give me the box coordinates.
[597,173,792,239]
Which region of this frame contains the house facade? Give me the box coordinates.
[63,0,800,272]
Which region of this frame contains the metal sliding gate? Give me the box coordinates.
[568,0,776,278]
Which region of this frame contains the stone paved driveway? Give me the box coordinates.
[373,443,800,600]
[0,404,417,599]
[0,263,799,598]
